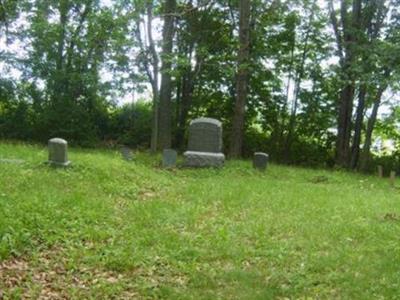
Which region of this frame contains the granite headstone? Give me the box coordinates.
[162,149,177,168]
[253,152,268,171]
[184,117,225,167]
[48,138,70,167]
[121,146,133,161]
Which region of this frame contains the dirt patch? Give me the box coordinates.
[382,213,400,222]
[0,246,138,299]
[309,175,329,184]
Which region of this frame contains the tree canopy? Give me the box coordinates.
[1,0,400,171]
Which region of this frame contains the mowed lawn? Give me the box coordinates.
[1,142,400,299]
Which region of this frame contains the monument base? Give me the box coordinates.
[183,151,225,168]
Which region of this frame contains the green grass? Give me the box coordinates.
[1,141,400,299]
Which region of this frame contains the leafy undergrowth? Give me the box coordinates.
[1,142,400,299]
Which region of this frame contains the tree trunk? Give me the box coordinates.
[360,72,389,171]
[146,1,160,153]
[175,75,182,142]
[56,1,67,72]
[349,85,366,169]
[333,0,362,168]
[158,0,176,150]
[359,89,383,171]
[176,73,194,149]
[335,83,354,167]
[176,48,204,150]
[284,11,313,162]
[229,0,251,158]
[276,39,295,158]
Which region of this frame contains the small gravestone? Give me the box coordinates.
[48,138,70,167]
[120,146,133,161]
[378,165,383,178]
[0,158,25,164]
[184,117,225,167]
[390,171,396,187]
[253,152,268,171]
[162,149,177,168]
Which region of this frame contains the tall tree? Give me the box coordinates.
[134,0,160,152]
[349,0,388,169]
[329,0,363,167]
[229,0,251,158]
[16,0,132,144]
[284,8,314,162]
[359,76,389,171]
[158,0,176,150]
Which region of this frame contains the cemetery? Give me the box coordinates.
[1,0,400,298]
[1,139,400,298]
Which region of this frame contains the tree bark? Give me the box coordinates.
[336,83,354,166]
[359,87,385,171]
[360,69,390,171]
[333,0,362,168]
[56,1,68,72]
[146,1,160,153]
[229,0,250,158]
[276,37,295,157]
[349,85,366,169]
[284,10,313,162]
[158,0,176,150]
[350,0,387,169]
[176,49,204,150]
[176,70,194,149]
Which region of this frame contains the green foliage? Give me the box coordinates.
[0,80,34,140]
[110,101,152,148]
[4,0,139,146]
[0,0,399,169]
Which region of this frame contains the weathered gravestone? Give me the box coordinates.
[162,149,177,168]
[120,146,133,161]
[48,138,70,167]
[390,171,396,187]
[0,158,25,164]
[184,117,225,167]
[253,152,268,171]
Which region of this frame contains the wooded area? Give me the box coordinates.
[0,0,399,171]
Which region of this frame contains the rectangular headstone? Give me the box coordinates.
[187,118,223,153]
[390,170,396,187]
[184,117,225,168]
[48,138,70,167]
[377,165,383,178]
[253,152,269,171]
[121,146,133,161]
[162,149,177,168]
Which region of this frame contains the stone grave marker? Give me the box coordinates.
[184,117,225,167]
[48,138,70,167]
[253,152,269,171]
[378,165,383,178]
[0,158,25,164]
[121,146,133,161]
[390,171,396,187]
[162,149,177,168]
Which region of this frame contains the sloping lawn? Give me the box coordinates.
[1,142,400,299]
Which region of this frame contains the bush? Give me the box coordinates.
[109,101,152,149]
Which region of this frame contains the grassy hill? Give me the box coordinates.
[1,142,400,299]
